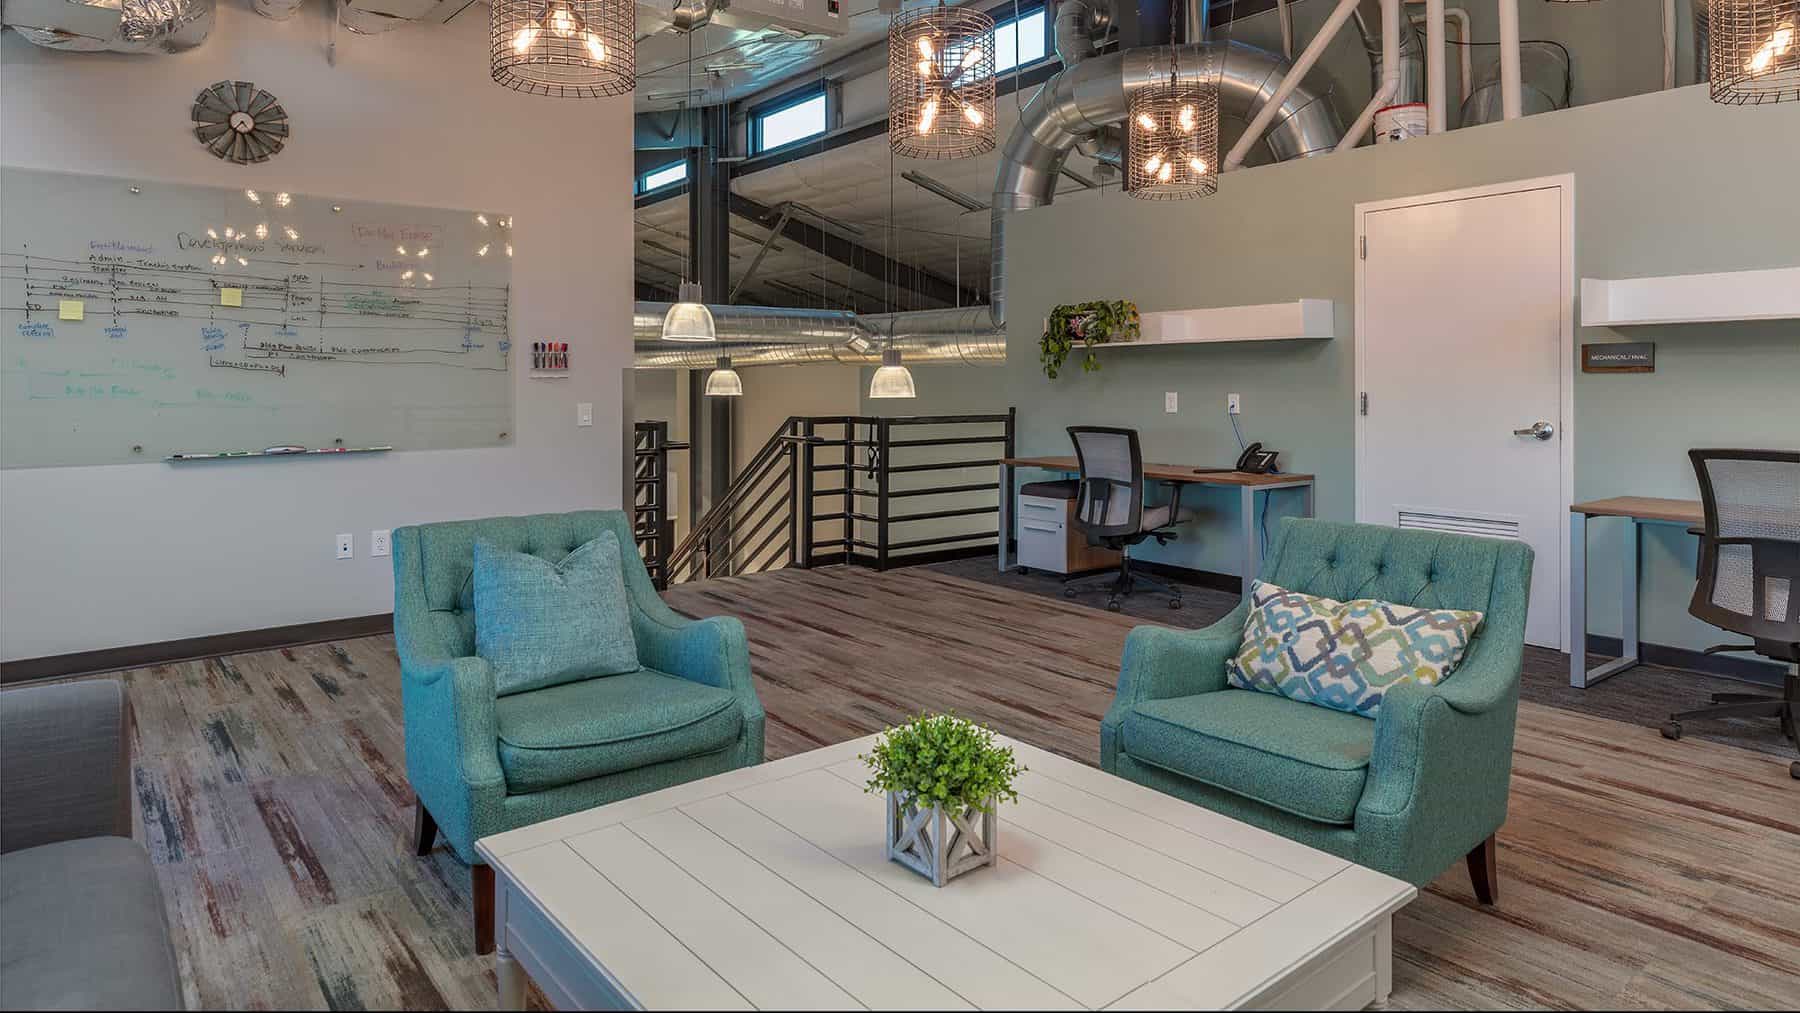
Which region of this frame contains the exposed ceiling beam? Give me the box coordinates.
[729,225,785,252]
[730,192,982,308]
[901,171,990,212]
[1059,165,1100,190]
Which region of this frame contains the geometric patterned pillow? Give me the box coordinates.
[1224,580,1484,719]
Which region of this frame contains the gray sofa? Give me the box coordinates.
[0,680,183,1010]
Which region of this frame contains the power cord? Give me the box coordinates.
[1227,408,1276,560]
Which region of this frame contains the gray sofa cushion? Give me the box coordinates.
[0,836,182,1011]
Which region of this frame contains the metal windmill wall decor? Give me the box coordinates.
[191,81,289,164]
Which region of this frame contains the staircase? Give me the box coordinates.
[649,411,1014,586]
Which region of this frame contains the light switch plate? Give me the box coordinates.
[577,402,594,427]
[336,533,354,559]
[1164,391,1178,414]
[370,529,391,557]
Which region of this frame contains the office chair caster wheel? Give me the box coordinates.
[1791,761,1800,780]
[1106,597,1122,612]
[1063,587,1077,599]
[1660,721,1683,741]
[1169,597,1183,610]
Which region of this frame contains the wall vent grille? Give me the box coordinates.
[1396,510,1522,541]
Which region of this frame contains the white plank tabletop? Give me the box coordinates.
[478,735,1416,1011]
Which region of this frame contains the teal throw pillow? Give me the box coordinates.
[473,531,639,695]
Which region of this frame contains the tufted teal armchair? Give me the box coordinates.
[1102,518,1533,902]
[393,510,764,952]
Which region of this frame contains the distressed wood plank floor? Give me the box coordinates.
[30,566,1800,1010]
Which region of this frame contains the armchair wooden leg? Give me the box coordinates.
[1467,834,1498,905]
[474,863,496,955]
[411,797,438,857]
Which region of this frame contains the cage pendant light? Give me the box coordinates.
[703,355,743,397]
[491,0,635,98]
[1126,48,1220,200]
[889,2,997,160]
[1710,0,1800,104]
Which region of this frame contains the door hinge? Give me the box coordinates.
[1359,392,1369,416]
[1358,235,1367,260]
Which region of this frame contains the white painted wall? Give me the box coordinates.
[0,5,634,660]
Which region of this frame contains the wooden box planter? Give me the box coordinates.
[885,791,999,887]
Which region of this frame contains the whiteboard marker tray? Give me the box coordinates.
[165,446,393,462]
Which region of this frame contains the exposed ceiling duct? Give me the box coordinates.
[632,303,1004,368]
[988,40,1345,324]
[1462,41,1570,125]
[635,24,1344,370]
[3,0,213,52]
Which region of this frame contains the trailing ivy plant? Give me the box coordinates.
[861,714,1026,814]
[1039,299,1141,379]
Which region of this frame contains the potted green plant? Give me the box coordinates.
[861,714,1026,886]
[1039,300,1142,379]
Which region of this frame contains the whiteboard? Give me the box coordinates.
[1,167,514,468]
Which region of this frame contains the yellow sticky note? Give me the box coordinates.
[220,288,243,307]
[58,299,84,321]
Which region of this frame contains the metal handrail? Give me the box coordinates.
[663,409,1015,584]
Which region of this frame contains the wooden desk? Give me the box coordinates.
[1569,496,1703,689]
[998,456,1316,595]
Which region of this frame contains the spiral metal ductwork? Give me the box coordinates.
[4,0,213,52]
[633,304,1005,368]
[636,38,1342,368]
[988,40,1344,324]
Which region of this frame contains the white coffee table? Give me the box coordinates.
[477,735,1415,1010]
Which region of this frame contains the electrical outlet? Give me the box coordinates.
[370,529,391,557]
[577,402,594,427]
[1228,393,1242,415]
[335,533,354,559]
[1164,391,1178,414]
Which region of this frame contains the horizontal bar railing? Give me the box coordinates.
[664,408,1014,584]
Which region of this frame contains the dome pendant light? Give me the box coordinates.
[1709,0,1799,104]
[1126,32,1220,200]
[491,0,635,98]
[889,1,996,159]
[663,280,716,342]
[868,345,916,399]
[703,355,742,397]
[660,26,716,341]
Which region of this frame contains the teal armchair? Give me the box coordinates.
[1101,518,1533,900]
[393,510,765,952]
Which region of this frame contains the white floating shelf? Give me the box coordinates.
[1097,299,1336,347]
[1580,266,1800,327]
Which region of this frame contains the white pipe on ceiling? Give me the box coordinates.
[1337,0,1402,150]
[1498,0,1523,118]
[1661,0,1676,89]
[1444,8,1473,102]
[1223,0,1364,169]
[1425,0,1446,132]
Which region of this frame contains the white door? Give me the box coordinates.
[1356,181,1571,649]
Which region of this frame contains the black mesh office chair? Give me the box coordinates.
[1660,449,1800,780]
[1063,426,1188,611]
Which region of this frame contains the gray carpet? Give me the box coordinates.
[926,554,1798,762]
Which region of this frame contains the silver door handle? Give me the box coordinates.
[1512,421,1555,441]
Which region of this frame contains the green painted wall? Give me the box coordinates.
[866,84,1799,666]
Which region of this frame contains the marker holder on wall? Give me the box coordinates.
[531,341,571,378]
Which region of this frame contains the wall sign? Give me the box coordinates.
[1582,342,1655,374]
